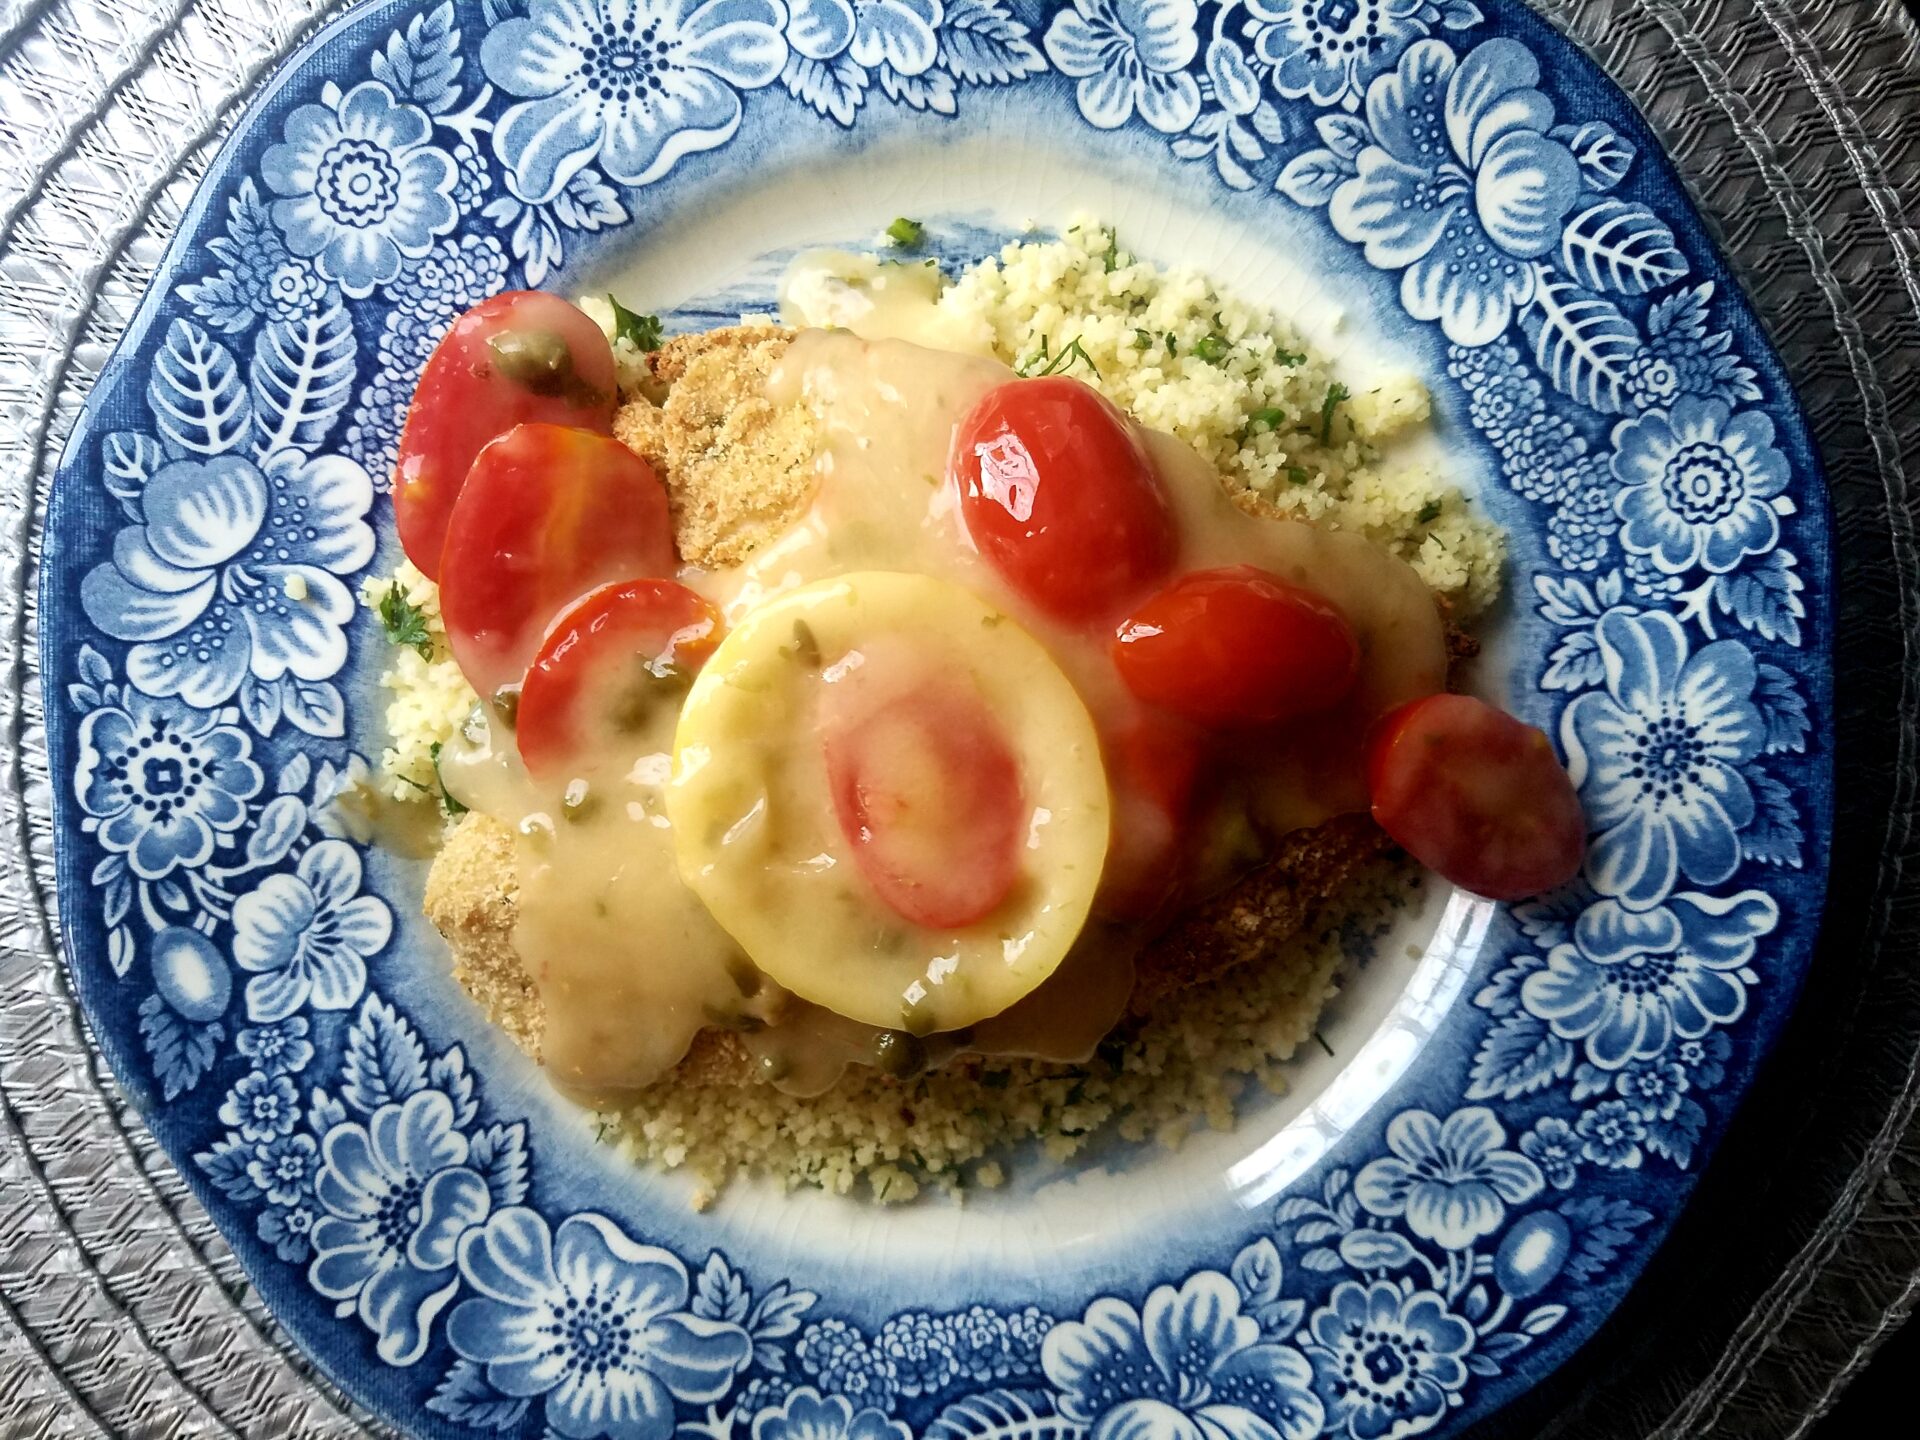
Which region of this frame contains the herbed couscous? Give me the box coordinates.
[357,220,1498,1204]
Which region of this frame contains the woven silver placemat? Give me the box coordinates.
[2,2,1916,1437]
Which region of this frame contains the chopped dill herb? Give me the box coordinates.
[1246,406,1287,433]
[1319,382,1350,443]
[885,216,924,247]
[428,742,468,817]
[377,583,434,661]
[1415,499,1443,525]
[607,295,663,352]
[1101,228,1121,273]
[1017,334,1099,379]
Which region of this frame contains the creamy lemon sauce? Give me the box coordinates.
[440,271,1445,1104]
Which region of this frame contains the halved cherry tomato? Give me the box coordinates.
[1113,566,1359,728]
[438,424,675,699]
[518,580,723,778]
[951,376,1176,623]
[823,673,1023,930]
[1096,707,1208,921]
[393,291,617,579]
[1367,693,1586,901]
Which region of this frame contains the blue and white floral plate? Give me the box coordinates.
[40,2,1834,1436]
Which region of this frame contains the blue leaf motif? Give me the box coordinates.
[103,432,164,516]
[1551,120,1636,191]
[238,675,283,736]
[1743,770,1804,867]
[1713,549,1805,645]
[1571,1062,1611,1102]
[1645,1098,1708,1166]
[940,0,1045,85]
[1467,1011,1574,1100]
[371,1,464,114]
[340,995,429,1114]
[150,319,251,455]
[1559,199,1688,295]
[108,925,136,978]
[277,752,312,796]
[250,301,356,457]
[1559,1196,1653,1282]
[693,1252,752,1325]
[139,994,222,1101]
[196,1134,262,1200]
[1522,266,1642,414]
[1230,1237,1283,1305]
[308,1085,347,1134]
[1543,627,1605,691]
[1314,114,1369,161]
[245,794,307,868]
[926,1387,1080,1440]
[1276,148,1350,207]
[467,1121,529,1207]
[747,1280,816,1342]
[1472,953,1548,1017]
[1519,1303,1569,1336]
[1754,662,1811,754]
[1535,573,1606,626]
[282,679,345,738]
[432,1046,479,1126]
[782,51,871,125]
[880,62,958,114]
[426,1357,530,1430]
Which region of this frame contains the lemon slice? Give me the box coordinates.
[669,572,1109,1032]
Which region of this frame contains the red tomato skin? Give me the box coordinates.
[823,676,1023,931]
[1112,566,1360,728]
[1367,693,1587,901]
[393,291,618,579]
[1095,706,1208,921]
[517,579,723,778]
[951,376,1177,623]
[438,424,675,699]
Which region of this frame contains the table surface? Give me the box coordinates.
[3,2,1918,1437]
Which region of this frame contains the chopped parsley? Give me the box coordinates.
[1101,228,1121,273]
[1246,406,1287,433]
[1319,382,1350,443]
[428,742,468,817]
[1416,499,1444,525]
[1165,333,1177,357]
[1274,346,1308,367]
[1134,327,1155,349]
[1285,465,1311,486]
[377,583,433,661]
[1016,333,1099,379]
[1192,334,1231,364]
[885,216,925,248]
[608,294,663,352]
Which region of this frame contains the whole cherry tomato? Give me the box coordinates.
[1367,693,1587,901]
[1112,566,1359,728]
[393,291,618,579]
[437,424,674,700]
[951,376,1176,623]
[517,579,723,778]
[823,672,1023,930]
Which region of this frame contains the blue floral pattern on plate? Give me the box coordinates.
[40,2,1831,1436]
